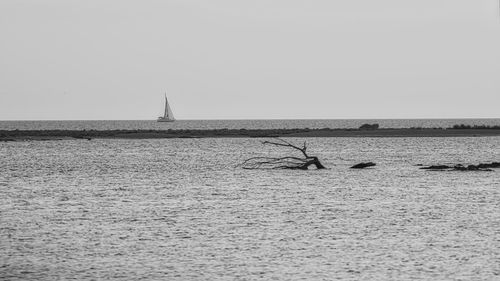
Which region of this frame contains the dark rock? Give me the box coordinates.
[477,162,500,169]
[420,165,451,170]
[462,164,492,171]
[422,163,496,171]
[351,162,376,169]
[467,165,479,171]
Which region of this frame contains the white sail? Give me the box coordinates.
[158,93,175,122]
[165,96,175,120]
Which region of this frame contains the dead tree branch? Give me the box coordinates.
[239,138,326,170]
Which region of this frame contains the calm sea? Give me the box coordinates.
[1,122,499,280]
[1,118,500,130]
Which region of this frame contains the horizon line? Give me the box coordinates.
[1,117,500,122]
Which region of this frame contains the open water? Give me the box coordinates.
[1,135,499,280]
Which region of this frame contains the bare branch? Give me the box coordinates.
[262,138,309,158]
[239,138,325,170]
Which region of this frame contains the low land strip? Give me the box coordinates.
[1,127,500,141]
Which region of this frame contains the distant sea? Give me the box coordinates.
[1,118,499,131]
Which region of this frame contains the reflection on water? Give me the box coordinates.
[1,137,499,280]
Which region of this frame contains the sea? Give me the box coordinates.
[1,119,499,280]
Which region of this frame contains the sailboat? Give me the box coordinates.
[157,93,175,122]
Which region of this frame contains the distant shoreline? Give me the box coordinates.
[2,127,500,141]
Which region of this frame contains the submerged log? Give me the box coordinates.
[350,162,376,169]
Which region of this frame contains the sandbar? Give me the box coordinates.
[1,128,500,141]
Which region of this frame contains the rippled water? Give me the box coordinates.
[1,137,499,280]
[1,118,500,130]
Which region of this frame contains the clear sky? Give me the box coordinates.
[1,0,499,120]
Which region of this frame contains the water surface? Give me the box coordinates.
[1,137,499,280]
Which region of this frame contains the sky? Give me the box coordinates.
[1,0,499,120]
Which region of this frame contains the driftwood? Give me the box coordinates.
[351,162,376,169]
[239,138,326,170]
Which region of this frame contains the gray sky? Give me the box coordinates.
[1,0,499,120]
